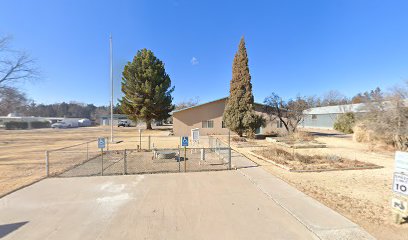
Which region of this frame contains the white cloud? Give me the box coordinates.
[191,57,199,65]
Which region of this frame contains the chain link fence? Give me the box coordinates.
[46,136,232,177]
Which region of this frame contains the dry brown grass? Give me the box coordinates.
[291,131,315,141]
[253,146,379,171]
[0,126,172,197]
[353,122,373,143]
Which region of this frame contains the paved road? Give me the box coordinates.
[0,169,374,239]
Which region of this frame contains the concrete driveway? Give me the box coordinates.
[0,169,373,240]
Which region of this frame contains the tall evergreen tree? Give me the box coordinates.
[120,49,174,129]
[223,37,264,137]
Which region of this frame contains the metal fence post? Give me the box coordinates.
[148,136,151,150]
[124,149,127,175]
[86,142,89,161]
[178,147,181,172]
[228,148,232,170]
[184,146,187,172]
[228,130,232,170]
[101,148,104,176]
[45,151,49,177]
[139,129,142,149]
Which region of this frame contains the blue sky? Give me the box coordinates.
[1,0,408,106]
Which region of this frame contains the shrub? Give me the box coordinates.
[232,136,247,142]
[5,121,29,130]
[264,131,279,137]
[353,122,372,142]
[291,131,314,141]
[30,121,51,129]
[353,121,399,151]
[334,112,356,134]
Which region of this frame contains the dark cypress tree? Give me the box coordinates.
[223,37,264,137]
[120,49,174,129]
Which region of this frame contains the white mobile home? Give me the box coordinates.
[302,103,366,129]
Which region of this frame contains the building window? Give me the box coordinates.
[202,120,214,128]
[277,120,283,128]
[222,121,226,128]
[311,114,317,120]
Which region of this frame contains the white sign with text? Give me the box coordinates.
[395,151,408,174]
[393,173,408,196]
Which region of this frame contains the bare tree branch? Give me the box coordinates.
[0,86,28,115]
[0,36,39,88]
[0,36,11,51]
[264,93,310,133]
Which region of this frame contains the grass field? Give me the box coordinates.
[0,126,172,197]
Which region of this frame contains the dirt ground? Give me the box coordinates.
[0,126,171,197]
[222,130,408,240]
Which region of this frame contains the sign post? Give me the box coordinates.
[139,129,142,149]
[392,151,408,224]
[228,130,232,170]
[182,136,188,172]
[98,138,106,176]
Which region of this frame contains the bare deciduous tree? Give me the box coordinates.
[264,93,310,133]
[0,36,38,89]
[360,82,408,150]
[0,87,28,115]
[175,97,200,110]
[321,90,349,106]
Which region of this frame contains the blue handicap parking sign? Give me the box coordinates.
[98,138,106,149]
[181,136,189,147]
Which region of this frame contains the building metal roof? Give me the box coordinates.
[172,97,265,114]
[303,103,367,115]
[304,99,408,115]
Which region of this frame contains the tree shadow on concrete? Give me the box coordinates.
[0,221,28,238]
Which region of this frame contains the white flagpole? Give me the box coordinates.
[110,34,114,143]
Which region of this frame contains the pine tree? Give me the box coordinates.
[120,49,174,129]
[223,37,264,137]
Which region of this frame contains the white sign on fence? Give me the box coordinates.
[393,173,408,196]
[392,198,408,214]
[395,151,408,174]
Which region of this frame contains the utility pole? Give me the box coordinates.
[110,34,114,143]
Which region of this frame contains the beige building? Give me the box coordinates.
[172,97,285,136]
